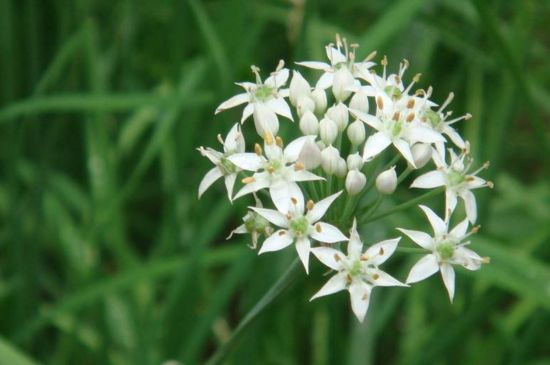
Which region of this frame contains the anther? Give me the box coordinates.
[362,293,369,301]
[334,253,341,261]
[267,166,275,173]
[306,200,314,211]
[275,136,284,147]
[379,247,384,255]
[360,254,369,261]
[315,223,322,233]
[413,73,422,83]
[365,50,377,62]
[291,197,298,205]
[406,98,415,109]
[217,134,224,145]
[242,177,255,184]
[264,132,274,145]
[406,113,415,122]
[372,273,380,280]
[487,181,494,189]
[254,143,263,156]
[376,96,384,110]
[278,230,286,236]
[381,55,388,66]
[294,162,305,171]
[392,111,401,121]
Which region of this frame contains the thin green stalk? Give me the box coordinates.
[205,258,301,365]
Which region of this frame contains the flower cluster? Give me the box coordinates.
[198,35,492,322]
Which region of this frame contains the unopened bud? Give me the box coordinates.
[321,146,340,175]
[297,139,322,170]
[411,143,432,169]
[335,158,348,178]
[349,91,369,113]
[297,96,315,117]
[299,111,319,136]
[376,166,397,194]
[311,88,328,115]
[253,103,279,138]
[326,102,349,132]
[347,120,366,145]
[289,71,311,106]
[346,153,364,170]
[319,117,338,145]
[345,169,367,195]
[332,67,354,101]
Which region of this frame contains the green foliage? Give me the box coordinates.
[0,0,549,364]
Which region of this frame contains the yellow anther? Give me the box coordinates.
[334,253,341,261]
[362,292,369,301]
[372,273,380,280]
[278,230,286,236]
[291,197,298,205]
[406,113,415,122]
[294,162,305,171]
[413,73,422,83]
[392,112,400,121]
[264,132,274,145]
[306,200,314,211]
[275,136,284,147]
[315,223,322,233]
[242,177,255,184]
[406,98,416,109]
[381,55,388,66]
[254,143,263,156]
[267,166,275,174]
[481,256,491,264]
[360,254,369,261]
[376,96,384,110]
[487,181,494,189]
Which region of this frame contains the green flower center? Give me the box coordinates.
[254,85,274,102]
[349,260,363,276]
[266,159,283,173]
[289,216,309,237]
[219,157,237,175]
[244,214,269,234]
[425,109,441,128]
[391,120,403,137]
[437,242,455,260]
[384,85,402,100]
[448,170,465,186]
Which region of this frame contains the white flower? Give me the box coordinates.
[350,103,444,167]
[376,166,397,195]
[252,191,347,272]
[410,147,492,223]
[398,205,489,301]
[345,170,367,195]
[311,219,405,322]
[198,123,245,200]
[227,194,273,249]
[228,136,322,212]
[215,62,293,137]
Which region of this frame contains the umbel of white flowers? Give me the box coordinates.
[198,34,492,322]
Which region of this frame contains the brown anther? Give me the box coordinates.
[392,111,400,121]
[267,166,275,174]
[472,225,481,233]
[365,50,377,62]
[294,162,305,171]
[278,230,286,236]
[465,176,475,182]
[487,181,494,189]
[315,223,322,233]
[406,98,416,109]
[264,132,274,145]
[362,292,369,301]
[394,75,401,84]
[254,143,263,156]
[360,254,369,261]
[306,200,314,211]
[275,136,284,147]
[481,256,491,264]
[334,253,341,262]
[242,177,255,184]
[291,197,298,206]
[372,273,380,280]
[376,96,384,110]
[406,113,415,122]
[381,55,388,66]
[285,213,292,220]
[379,247,385,255]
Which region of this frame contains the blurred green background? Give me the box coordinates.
[0,0,549,364]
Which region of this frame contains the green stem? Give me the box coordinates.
[362,187,445,224]
[395,246,427,254]
[359,194,384,222]
[205,258,301,365]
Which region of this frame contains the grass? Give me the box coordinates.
[0,0,549,364]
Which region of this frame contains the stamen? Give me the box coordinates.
[315,223,322,232]
[278,230,286,236]
[376,96,384,110]
[242,177,255,184]
[264,132,274,145]
[254,143,263,156]
[379,247,384,255]
[381,55,388,79]
[217,134,224,145]
[365,50,377,62]
[294,162,305,171]
[437,92,455,113]
[372,273,380,280]
[406,112,415,122]
[291,197,298,205]
[306,200,314,210]
[392,111,401,121]
[360,254,369,261]
[481,256,491,264]
[267,166,275,173]
[406,98,416,109]
[334,253,342,261]
[362,292,369,301]
[251,65,262,85]
[275,136,284,147]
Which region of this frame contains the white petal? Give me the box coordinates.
[264,142,283,160]
[250,207,288,228]
[363,132,391,161]
[396,228,433,250]
[259,229,294,254]
[326,46,346,65]
[270,181,304,214]
[215,93,249,113]
[295,61,331,70]
[445,190,458,218]
[443,126,465,148]
[407,125,445,144]
[226,224,247,240]
[227,153,264,171]
[440,263,455,302]
[310,272,347,300]
[454,247,484,271]
[364,237,401,265]
[410,170,446,189]
[316,72,334,89]
[347,219,363,259]
[284,136,313,162]
[233,173,270,200]
[265,68,289,89]
[393,139,416,167]
[460,189,477,224]
[466,176,488,189]
[311,247,345,271]
[307,191,342,223]
[224,174,237,201]
[241,103,254,123]
[295,237,312,273]
[370,269,407,287]
[310,222,347,243]
[450,218,469,238]
[290,169,324,182]
[267,97,294,121]
[198,167,223,198]
[223,123,244,153]
[349,108,382,129]
[198,147,222,165]
[419,205,447,237]
[406,254,439,283]
[348,279,371,322]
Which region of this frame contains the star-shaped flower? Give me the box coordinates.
[198,123,245,200]
[398,205,489,301]
[311,219,405,322]
[228,135,323,212]
[410,146,492,223]
[251,191,347,273]
[215,62,292,137]
[227,194,273,249]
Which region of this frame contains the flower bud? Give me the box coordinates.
[332,67,354,101]
[345,169,367,195]
[316,140,326,150]
[319,117,338,145]
[311,88,327,115]
[349,91,369,113]
[347,120,366,145]
[289,71,311,106]
[298,139,322,170]
[297,96,315,117]
[411,143,433,169]
[376,166,397,195]
[346,153,364,170]
[335,157,348,178]
[253,103,279,138]
[326,102,349,132]
[321,146,340,175]
[299,111,319,136]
